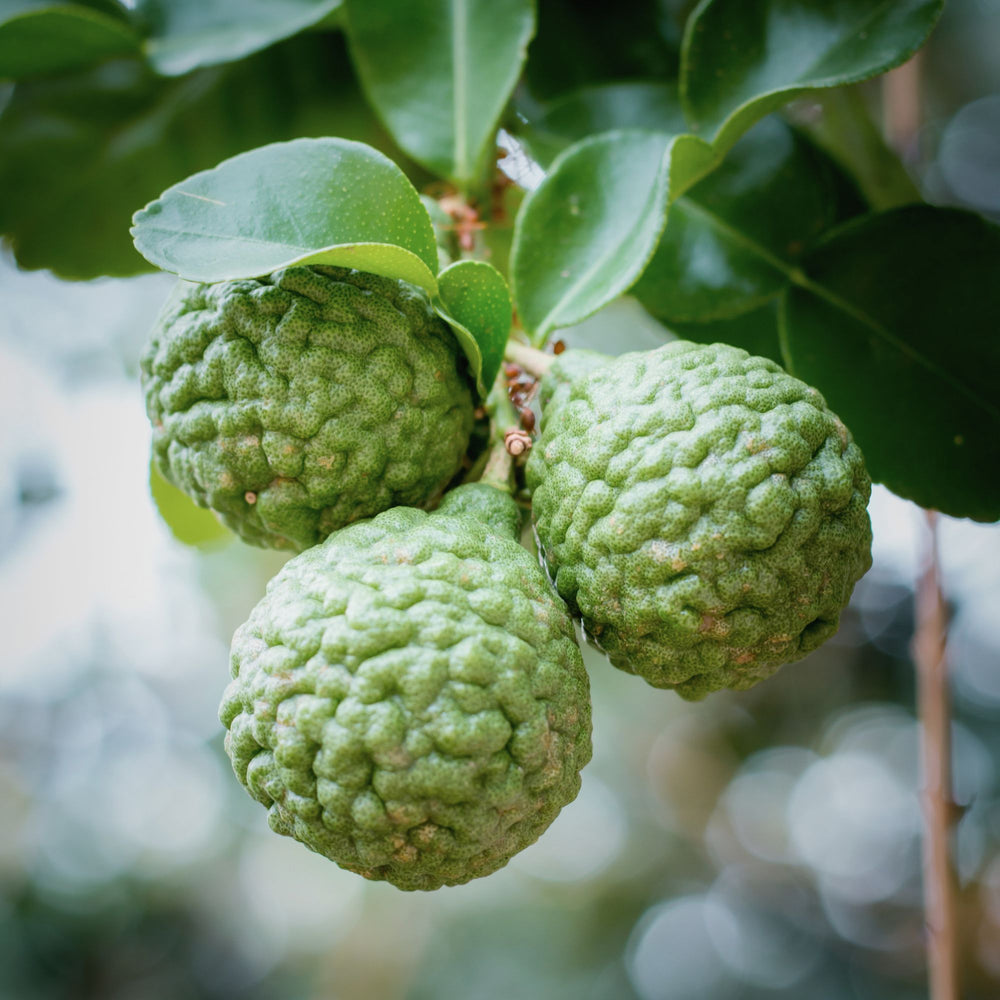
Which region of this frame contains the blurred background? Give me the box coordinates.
[2,1,1000,998]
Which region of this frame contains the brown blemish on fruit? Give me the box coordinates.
[699,613,730,637]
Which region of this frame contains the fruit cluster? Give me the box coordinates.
[143,267,872,890]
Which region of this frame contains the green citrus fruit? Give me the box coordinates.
[526,341,872,699]
[220,484,592,890]
[141,266,475,551]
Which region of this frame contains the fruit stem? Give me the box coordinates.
[486,366,520,435]
[479,368,519,492]
[913,510,959,1000]
[504,340,554,378]
[478,441,513,493]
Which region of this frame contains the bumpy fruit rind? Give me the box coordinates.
[220,484,592,890]
[527,341,872,699]
[141,266,475,551]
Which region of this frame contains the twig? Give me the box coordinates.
[913,510,959,1000]
[504,340,554,378]
[880,54,960,1000]
[478,441,513,492]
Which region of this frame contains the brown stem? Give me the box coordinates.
[883,54,924,164]
[913,510,958,1000]
[883,53,958,1000]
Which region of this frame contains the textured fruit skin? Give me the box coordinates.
[526,342,872,699]
[220,484,592,890]
[141,266,475,551]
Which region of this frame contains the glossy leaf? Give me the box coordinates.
[632,116,855,323]
[681,0,944,155]
[137,0,342,76]
[132,137,438,287]
[344,0,533,188]
[516,82,688,168]
[781,206,1000,522]
[511,129,714,342]
[667,301,783,365]
[0,3,139,79]
[0,34,418,279]
[435,260,511,398]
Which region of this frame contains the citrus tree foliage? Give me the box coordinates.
[2,0,997,521]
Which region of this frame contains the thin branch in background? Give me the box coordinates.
[912,511,959,1000]
[883,53,924,167]
[881,58,960,1000]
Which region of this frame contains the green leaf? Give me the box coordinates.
[0,34,420,279]
[632,116,854,324]
[132,136,439,287]
[516,81,688,168]
[0,3,139,79]
[681,0,945,155]
[781,206,1000,522]
[137,0,342,76]
[514,0,940,345]
[435,260,511,398]
[150,459,231,548]
[667,301,783,365]
[510,129,714,341]
[525,0,679,100]
[796,86,922,211]
[344,0,534,189]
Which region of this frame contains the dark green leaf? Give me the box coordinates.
[0,35,418,279]
[681,0,945,155]
[781,206,1000,522]
[0,3,138,79]
[793,85,922,211]
[667,301,783,364]
[511,130,714,341]
[344,0,533,190]
[525,0,679,100]
[632,116,852,323]
[132,136,438,287]
[137,0,342,76]
[516,82,688,168]
[435,260,511,398]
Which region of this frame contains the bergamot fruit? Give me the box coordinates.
[141,265,475,551]
[526,341,872,699]
[220,483,592,890]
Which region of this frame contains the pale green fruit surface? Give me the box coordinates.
[141,266,475,551]
[220,485,592,891]
[526,341,872,699]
